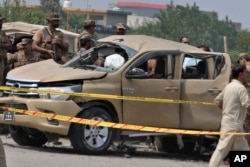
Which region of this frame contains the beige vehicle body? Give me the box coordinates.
[0,35,231,154]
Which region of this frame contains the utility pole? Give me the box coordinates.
[223,36,228,53]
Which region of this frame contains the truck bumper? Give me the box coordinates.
[0,96,82,135]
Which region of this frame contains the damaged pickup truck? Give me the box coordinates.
[0,35,231,154]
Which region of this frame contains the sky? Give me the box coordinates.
[25,0,250,29]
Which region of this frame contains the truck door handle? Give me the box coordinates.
[164,87,178,91]
[208,88,221,93]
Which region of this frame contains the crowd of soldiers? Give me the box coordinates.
[0,12,127,88]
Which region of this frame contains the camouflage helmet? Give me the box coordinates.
[116,23,126,30]
[20,38,32,45]
[16,42,26,50]
[84,20,96,26]
[46,12,61,21]
[237,53,250,63]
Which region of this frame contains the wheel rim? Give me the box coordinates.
[83,117,109,148]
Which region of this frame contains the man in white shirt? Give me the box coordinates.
[209,64,250,167]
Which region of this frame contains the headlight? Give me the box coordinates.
[38,84,82,100]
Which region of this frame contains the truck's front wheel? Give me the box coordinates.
[69,107,116,154]
[9,125,47,147]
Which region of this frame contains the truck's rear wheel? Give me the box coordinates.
[9,125,47,147]
[69,107,116,154]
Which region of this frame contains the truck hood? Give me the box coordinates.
[6,60,107,82]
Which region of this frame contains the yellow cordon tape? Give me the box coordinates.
[1,107,250,136]
[0,86,215,105]
[1,86,248,135]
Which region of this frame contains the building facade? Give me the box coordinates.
[116,1,166,18]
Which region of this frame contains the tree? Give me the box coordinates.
[227,29,250,63]
[130,1,238,52]
[40,0,60,13]
[235,30,250,52]
[67,14,86,33]
[0,0,83,31]
[0,0,44,24]
[0,0,25,21]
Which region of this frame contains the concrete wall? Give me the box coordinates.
[127,15,159,29]
[106,10,130,26]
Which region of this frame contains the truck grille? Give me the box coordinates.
[4,79,40,98]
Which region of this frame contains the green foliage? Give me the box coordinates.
[67,14,85,33]
[131,2,238,52]
[228,29,250,63]
[235,30,250,52]
[1,0,24,21]
[0,0,45,24]
[0,0,85,33]
[40,0,60,13]
[228,48,241,64]
[1,0,250,56]
[0,0,71,29]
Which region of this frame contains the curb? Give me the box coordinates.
[0,138,6,167]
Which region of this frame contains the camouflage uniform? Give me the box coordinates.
[21,38,40,61]
[77,20,96,52]
[7,42,38,69]
[33,28,66,63]
[0,29,10,85]
[32,13,67,64]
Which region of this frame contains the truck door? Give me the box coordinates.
[180,54,231,131]
[122,51,181,129]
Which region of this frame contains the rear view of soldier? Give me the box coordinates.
[77,20,96,52]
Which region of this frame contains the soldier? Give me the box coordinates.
[79,36,92,52]
[0,14,12,134]
[32,12,68,64]
[21,38,40,60]
[77,20,96,52]
[0,14,12,86]
[116,23,126,35]
[7,39,39,69]
[179,36,190,44]
[74,36,92,59]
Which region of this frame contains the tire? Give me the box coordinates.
[9,125,47,147]
[69,107,116,154]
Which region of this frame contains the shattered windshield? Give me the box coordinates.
[63,43,137,72]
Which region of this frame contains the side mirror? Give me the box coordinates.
[125,68,147,79]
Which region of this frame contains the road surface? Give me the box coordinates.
[0,135,227,167]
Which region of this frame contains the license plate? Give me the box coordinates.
[3,111,15,121]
